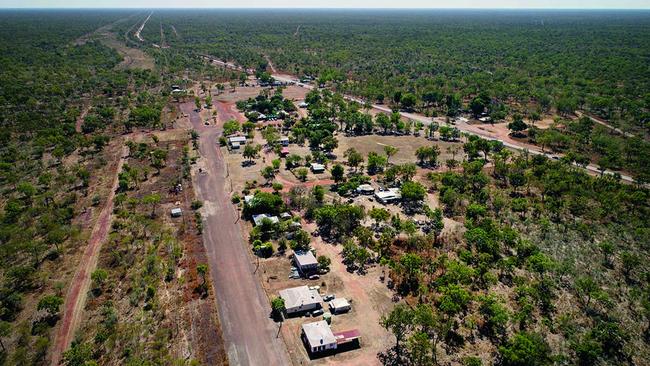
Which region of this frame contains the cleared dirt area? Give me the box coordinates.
[101,34,155,70]
[212,84,309,104]
[336,134,462,166]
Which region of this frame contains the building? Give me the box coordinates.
[311,163,325,173]
[228,136,246,149]
[279,136,290,146]
[170,208,182,217]
[294,250,318,275]
[298,101,308,108]
[301,321,337,353]
[252,213,279,226]
[279,285,323,314]
[375,188,401,204]
[280,147,290,157]
[356,184,374,195]
[301,321,361,354]
[328,298,351,314]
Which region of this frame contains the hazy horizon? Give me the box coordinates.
[1,0,649,10]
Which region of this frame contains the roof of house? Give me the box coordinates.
[252,213,279,226]
[280,285,322,310]
[244,195,254,204]
[294,250,318,267]
[329,298,350,309]
[302,321,336,347]
[228,136,246,143]
[375,188,401,200]
[333,329,361,344]
[311,163,325,170]
[280,136,289,141]
[356,184,374,192]
[171,208,182,214]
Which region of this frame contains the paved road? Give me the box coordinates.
[182,102,291,366]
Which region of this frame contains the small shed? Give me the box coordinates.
[329,298,351,314]
[280,137,290,146]
[170,208,182,217]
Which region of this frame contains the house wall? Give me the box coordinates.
[286,302,320,314]
[310,342,337,353]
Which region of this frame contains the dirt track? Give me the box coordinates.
[50,143,127,366]
[184,102,291,366]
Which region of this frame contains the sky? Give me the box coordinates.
[1,0,649,9]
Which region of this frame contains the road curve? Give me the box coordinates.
[183,102,291,366]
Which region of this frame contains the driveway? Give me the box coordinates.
[182,102,291,366]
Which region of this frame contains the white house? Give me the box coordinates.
[328,298,351,314]
[279,285,323,314]
[228,136,246,149]
[279,136,290,146]
[374,188,401,204]
[170,208,182,217]
[356,184,374,195]
[294,250,318,275]
[301,321,337,353]
[311,163,325,173]
[252,213,280,226]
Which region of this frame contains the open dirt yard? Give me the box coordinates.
[212,84,309,104]
[335,134,463,166]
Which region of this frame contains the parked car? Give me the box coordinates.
[308,274,320,280]
[309,285,320,291]
[323,294,335,302]
[311,309,324,317]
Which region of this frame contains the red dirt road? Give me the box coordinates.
[50,144,127,366]
[183,102,291,366]
[74,103,91,133]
